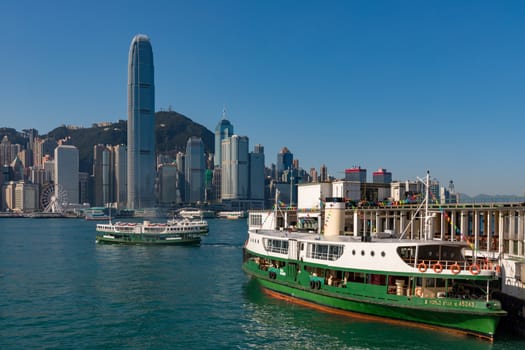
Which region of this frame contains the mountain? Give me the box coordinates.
[0,127,31,146]
[44,111,214,173]
[459,193,525,203]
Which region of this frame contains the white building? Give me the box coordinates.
[297,182,333,210]
[332,180,361,201]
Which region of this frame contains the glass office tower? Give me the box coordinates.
[127,34,155,209]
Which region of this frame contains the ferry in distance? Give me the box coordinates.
[96,217,209,245]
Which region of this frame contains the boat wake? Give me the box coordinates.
[202,242,244,248]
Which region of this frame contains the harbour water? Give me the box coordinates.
[0,218,523,349]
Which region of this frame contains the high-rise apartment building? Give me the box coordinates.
[0,136,21,167]
[127,34,156,209]
[320,164,328,182]
[33,137,57,168]
[54,145,79,204]
[310,168,318,183]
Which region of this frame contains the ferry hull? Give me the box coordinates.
[96,234,201,245]
[243,265,502,341]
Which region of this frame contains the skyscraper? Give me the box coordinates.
[185,137,205,204]
[372,168,392,184]
[127,34,156,209]
[54,145,79,204]
[214,112,234,168]
[249,144,265,201]
[221,135,249,200]
[276,147,293,180]
[93,144,110,206]
[345,166,366,183]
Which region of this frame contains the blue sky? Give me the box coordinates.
[1,1,524,196]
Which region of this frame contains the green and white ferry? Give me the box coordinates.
[96,218,208,245]
[243,186,506,341]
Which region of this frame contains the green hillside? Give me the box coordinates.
[44,111,214,173]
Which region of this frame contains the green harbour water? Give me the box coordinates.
[0,218,523,349]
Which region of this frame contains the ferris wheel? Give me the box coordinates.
[40,184,69,213]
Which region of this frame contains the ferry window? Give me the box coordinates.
[308,244,344,260]
[370,251,375,257]
[381,251,386,257]
[311,244,328,260]
[328,245,344,260]
[264,238,289,254]
[250,214,263,226]
[361,250,365,256]
[397,246,416,259]
[352,249,356,255]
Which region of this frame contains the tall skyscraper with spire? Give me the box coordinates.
[214,109,234,168]
[127,34,156,209]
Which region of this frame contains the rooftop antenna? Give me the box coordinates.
[222,105,227,119]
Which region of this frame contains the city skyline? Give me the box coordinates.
[1,1,525,196]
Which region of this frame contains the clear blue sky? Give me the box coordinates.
[1,1,524,196]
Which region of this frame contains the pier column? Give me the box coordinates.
[375,211,382,233]
[486,211,492,253]
[460,211,468,241]
[499,211,505,254]
[362,210,367,236]
[353,210,359,237]
[451,210,457,242]
[440,211,445,240]
[517,210,524,256]
[411,211,416,240]
[510,211,516,255]
[399,210,405,237]
[474,210,480,251]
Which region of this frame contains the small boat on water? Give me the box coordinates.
[86,214,112,221]
[85,207,112,221]
[178,207,215,219]
[216,210,247,219]
[95,218,209,245]
[242,173,506,341]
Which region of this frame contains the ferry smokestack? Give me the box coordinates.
[324,197,345,237]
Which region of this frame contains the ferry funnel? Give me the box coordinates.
[324,197,345,237]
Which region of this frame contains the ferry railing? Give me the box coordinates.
[414,258,499,275]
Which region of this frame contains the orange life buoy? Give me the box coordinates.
[469,263,480,275]
[418,262,428,273]
[433,262,443,273]
[450,263,461,275]
[495,265,501,274]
